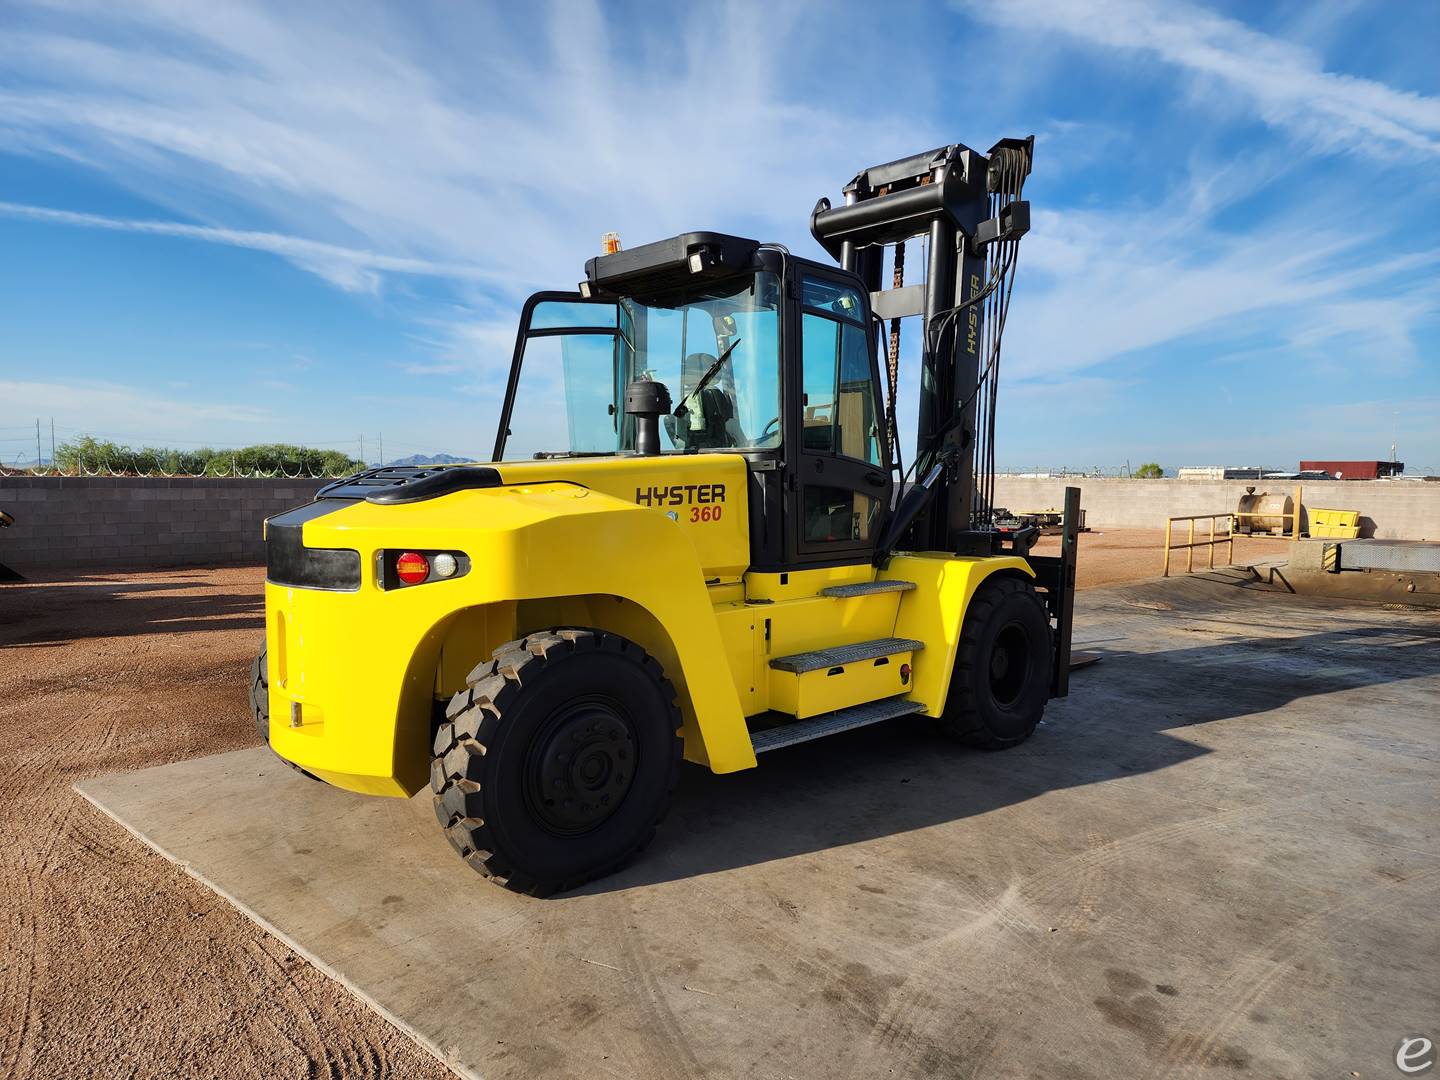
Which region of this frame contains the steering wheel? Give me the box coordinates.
[755,416,781,445]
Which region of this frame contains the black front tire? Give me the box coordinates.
[431,629,682,897]
[938,576,1052,749]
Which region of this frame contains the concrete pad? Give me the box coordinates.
[77,571,1440,1079]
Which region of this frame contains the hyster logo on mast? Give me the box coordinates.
[967,272,981,354]
[634,483,726,508]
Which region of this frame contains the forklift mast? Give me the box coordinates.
[810,138,1034,554]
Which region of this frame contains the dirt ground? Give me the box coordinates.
[1032,525,1290,589]
[0,567,452,1080]
[0,529,1287,1077]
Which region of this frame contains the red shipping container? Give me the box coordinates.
[1299,460,1404,480]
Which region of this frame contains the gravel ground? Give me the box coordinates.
[0,530,1289,1076]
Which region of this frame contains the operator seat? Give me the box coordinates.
[667,352,747,450]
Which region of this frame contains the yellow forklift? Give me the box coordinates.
[252,137,1079,895]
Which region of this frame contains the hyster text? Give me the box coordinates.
[634,483,726,507]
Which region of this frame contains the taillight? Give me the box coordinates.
[380,549,468,589]
[395,551,429,585]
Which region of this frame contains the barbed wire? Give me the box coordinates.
[1,445,366,479]
[993,466,1136,478]
[1,438,483,477]
[3,444,1432,481]
[1,455,357,479]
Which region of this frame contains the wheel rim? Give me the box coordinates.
[524,697,638,837]
[989,623,1031,707]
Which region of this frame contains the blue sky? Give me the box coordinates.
[1,0,1437,472]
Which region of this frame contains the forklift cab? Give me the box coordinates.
[493,233,893,572]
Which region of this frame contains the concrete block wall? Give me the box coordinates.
[992,477,1440,541]
[5,474,1436,573]
[0,477,328,571]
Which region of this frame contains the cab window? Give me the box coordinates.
[804,487,879,543]
[500,276,782,460]
[800,282,880,467]
[801,278,864,324]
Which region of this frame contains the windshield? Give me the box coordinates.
[500,272,782,459]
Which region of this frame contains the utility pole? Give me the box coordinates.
[360,434,366,467]
[36,418,42,471]
[50,417,55,466]
[378,432,384,468]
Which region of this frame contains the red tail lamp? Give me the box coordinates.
[395,551,430,585]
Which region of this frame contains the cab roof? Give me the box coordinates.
[582,232,762,302]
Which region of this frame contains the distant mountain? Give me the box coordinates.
[384,453,475,467]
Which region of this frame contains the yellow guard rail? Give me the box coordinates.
[1163,485,1303,577]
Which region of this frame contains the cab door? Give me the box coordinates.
[492,292,623,461]
[790,272,890,564]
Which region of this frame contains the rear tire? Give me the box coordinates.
[249,645,270,741]
[938,576,1052,749]
[431,628,682,897]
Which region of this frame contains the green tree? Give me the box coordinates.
[1133,462,1164,478]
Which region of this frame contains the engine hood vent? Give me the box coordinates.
[316,464,502,505]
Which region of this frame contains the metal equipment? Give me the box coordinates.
[254,137,1080,895]
[1325,539,1440,573]
[995,507,1089,536]
[1236,488,1296,535]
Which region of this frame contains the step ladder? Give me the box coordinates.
[750,579,925,752]
[817,579,916,598]
[768,636,924,673]
[751,696,926,753]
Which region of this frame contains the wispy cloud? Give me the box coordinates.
[0,1,924,299]
[1008,186,1440,381]
[960,0,1440,157]
[0,200,506,293]
[1,1,1435,467]
[0,379,274,441]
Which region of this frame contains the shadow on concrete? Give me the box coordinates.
[582,594,1439,895]
[0,578,263,647]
